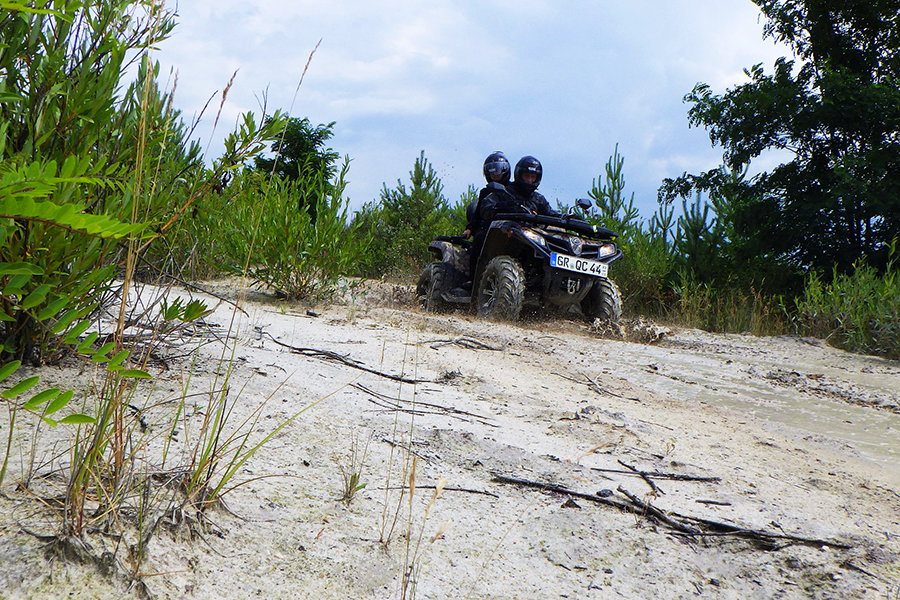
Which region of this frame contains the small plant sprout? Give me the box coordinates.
[338,431,371,505]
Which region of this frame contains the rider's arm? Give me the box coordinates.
[477,193,502,223]
[534,193,561,217]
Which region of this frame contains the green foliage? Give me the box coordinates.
[252,116,340,221]
[585,147,799,328]
[0,2,194,362]
[670,275,787,335]
[587,147,675,314]
[146,110,291,279]
[159,297,212,323]
[353,151,468,278]
[588,144,641,233]
[254,116,339,182]
[661,0,900,273]
[0,156,142,361]
[202,161,366,300]
[794,250,900,358]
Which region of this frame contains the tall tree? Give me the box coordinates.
[253,116,340,219]
[254,116,339,182]
[660,0,900,273]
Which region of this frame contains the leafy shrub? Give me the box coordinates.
[194,162,367,299]
[794,252,899,358]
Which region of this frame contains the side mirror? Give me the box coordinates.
[575,198,593,211]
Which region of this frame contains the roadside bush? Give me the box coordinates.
[197,162,367,300]
[0,3,175,361]
[794,251,900,358]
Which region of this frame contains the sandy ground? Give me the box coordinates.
[1,279,898,600]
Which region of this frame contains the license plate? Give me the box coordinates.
[550,252,609,278]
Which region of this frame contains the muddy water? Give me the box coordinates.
[608,330,900,474]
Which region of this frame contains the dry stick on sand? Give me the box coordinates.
[261,332,427,383]
[383,484,499,499]
[618,460,665,495]
[590,466,722,483]
[552,371,641,402]
[423,337,505,351]
[696,499,732,506]
[353,382,497,427]
[491,472,852,550]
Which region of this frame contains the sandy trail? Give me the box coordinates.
[1,280,898,599]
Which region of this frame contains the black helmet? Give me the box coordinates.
[482,151,510,184]
[513,156,542,194]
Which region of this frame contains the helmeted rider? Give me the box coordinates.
[464,151,511,238]
[481,151,511,195]
[457,152,516,292]
[508,155,559,217]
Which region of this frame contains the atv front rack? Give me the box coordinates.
[494,213,618,240]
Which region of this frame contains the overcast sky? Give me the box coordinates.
[154,1,789,217]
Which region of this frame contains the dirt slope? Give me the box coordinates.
[1,281,898,599]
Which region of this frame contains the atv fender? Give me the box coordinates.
[428,240,470,277]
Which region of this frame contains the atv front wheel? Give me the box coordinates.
[476,256,524,321]
[416,262,454,312]
[581,277,622,323]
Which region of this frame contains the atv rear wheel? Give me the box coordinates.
[581,277,622,323]
[416,262,454,312]
[476,256,524,321]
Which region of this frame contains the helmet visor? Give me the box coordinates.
[519,170,539,184]
[484,160,508,180]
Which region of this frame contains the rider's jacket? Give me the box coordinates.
[512,188,560,218]
[473,183,517,232]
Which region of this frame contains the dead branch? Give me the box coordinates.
[616,486,698,534]
[424,337,505,351]
[618,460,664,495]
[353,383,497,427]
[491,472,851,550]
[491,472,634,512]
[262,333,426,383]
[590,466,721,483]
[383,484,499,498]
[552,371,641,402]
[840,560,887,581]
[380,437,434,463]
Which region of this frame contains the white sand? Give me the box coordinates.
[1,279,898,599]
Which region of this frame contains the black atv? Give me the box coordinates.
[417,199,623,322]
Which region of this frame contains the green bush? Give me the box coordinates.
[189,162,367,299]
[0,3,174,361]
[794,252,900,358]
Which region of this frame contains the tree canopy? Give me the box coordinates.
[254,116,339,182]
[660,0,900,273]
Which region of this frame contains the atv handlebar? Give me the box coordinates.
[493,213,619,240]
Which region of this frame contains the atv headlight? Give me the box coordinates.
[597,242,618,257]
[521,228,547,247]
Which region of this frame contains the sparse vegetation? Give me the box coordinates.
[353,151,470,279]
[0,0,897,598]
[793,248,900,358]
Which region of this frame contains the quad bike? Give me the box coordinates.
[417,199,623,322]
